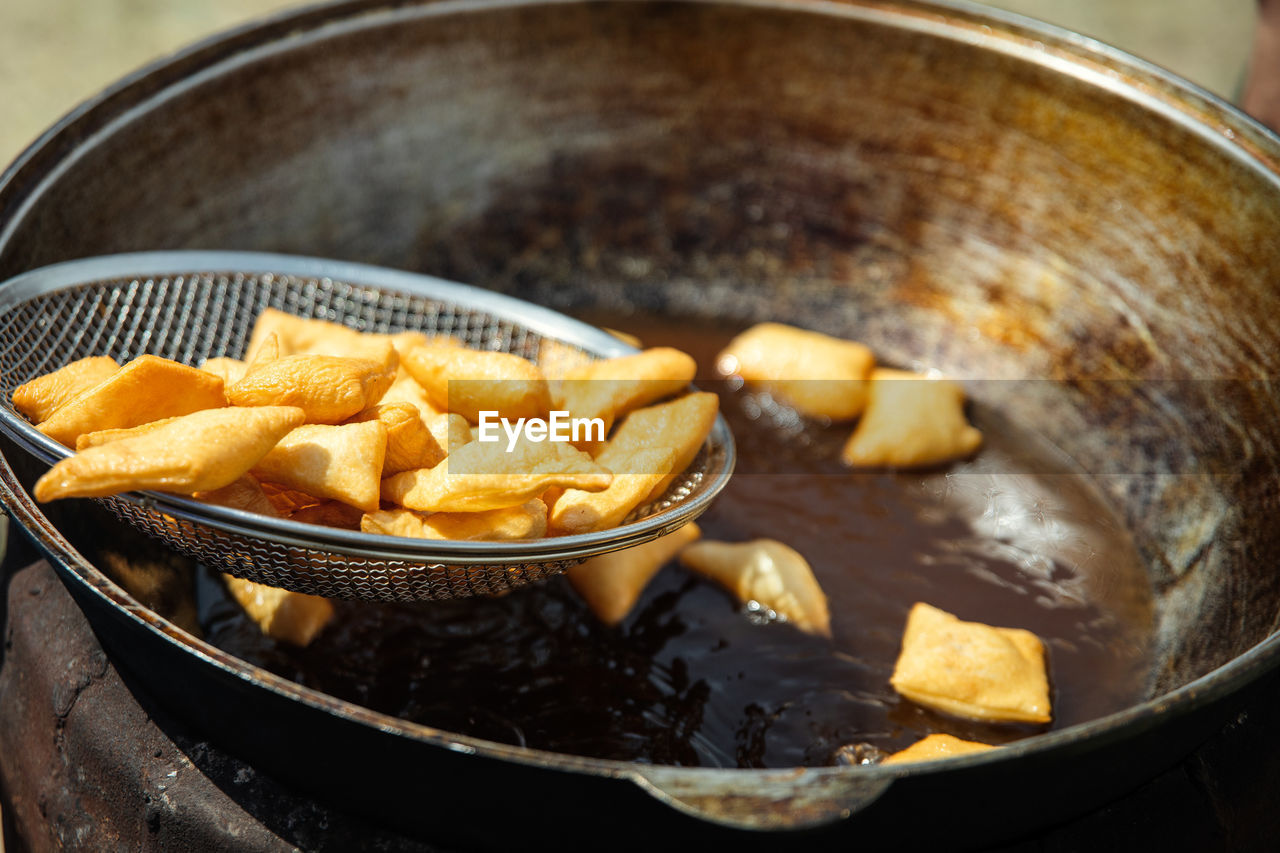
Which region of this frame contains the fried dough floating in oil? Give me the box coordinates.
[362,500,548,541]
[33,405,305,501]
[568,523,702,626]
[841,369,982,468]
[679,538,831,638]
[37,355,227,448]
[12,355,119,424]
[400,343,551,423]
[717,322,874,421]
[381,436,611,512]
[222,575,335,647]
[227,352,396,424]
[251,420,388,512]
[880,733,996,765]
[890,602,1051,724]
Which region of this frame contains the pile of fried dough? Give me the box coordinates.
[16,308,717,543]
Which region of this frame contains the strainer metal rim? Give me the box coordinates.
[0,250,736,566]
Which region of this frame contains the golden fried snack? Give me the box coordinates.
[290,501,365,530]
[349,402,437,475]
[382,436,611,512]
[251,421,388,512]
[840,369,982,468]
[362,500,548,541]
[548,447,678,535]
[74,417,182,450]
[890,602,1051,724]
[381,366,443,417]
[199,356,249,387]
[679,539,831,637]
[554,347,697,449]
[426,413,472,458]
[537,338,594,382]
[12,355,119,424]
[227,353,395,424]
[223,575,335,646]
[604,392,719,502]
[33,405,305,502]
[37,355,227,448]
[400,343,550,423]
[880,734,996,766]
[193,473,279,517]
[568,523,701,626]
[716,322,874,421]
[260,483,322,516]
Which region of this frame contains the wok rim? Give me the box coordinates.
[0,0,1277,824]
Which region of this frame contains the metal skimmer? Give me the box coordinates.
[0,252,734,601]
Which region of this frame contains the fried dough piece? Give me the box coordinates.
[350,402,436,475]
[382,437,611,512]
[679,539,831,637]
[890,602,1051,724]
[604,392,719,502]
[426,413,472,459]
[223,575,334,647]
[548,447,678,535]
[251,421,388,512]
[12,356,119,423]
[260,483,322,516]
[840,369,982,468]
[227,353,395,424]
[381,366,443,417]
[33,406,305,501]
[362,500,548,541]
[400,343,550,423]
[568,523,701,626]
[717,322,874,421]
[199,356,249,387]
[290,501,365,530]
[554,348,697,450]
[537,338,594,382]
[37,355,227,447]
[193,473,279,517]
[75,417,182,450]
[880,734,996,766]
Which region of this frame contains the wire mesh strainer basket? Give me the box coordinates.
[0,252,734,601]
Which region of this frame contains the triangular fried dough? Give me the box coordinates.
[223,574,334,646]
[400,343,550,423]
[361,500,548,541]
[679,538,831,637]
[250,421,388,512]
[227,353,395,424]
[890,602,1051,724]
[841,369,982,468]
[553,347,696,451]
[349,402,440,475]
[548,447,678,535]
[604,392,718,501]
[34,405,305,501]
[13,356,119,423]
[880,733,996,766]
[37,355,227,447]
[716,322,874,421]
[382,436,611,512]
[568,523,701,626]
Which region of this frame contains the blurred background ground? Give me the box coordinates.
[0,0,1260,169]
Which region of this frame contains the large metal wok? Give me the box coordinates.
[1,0,1279,848]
